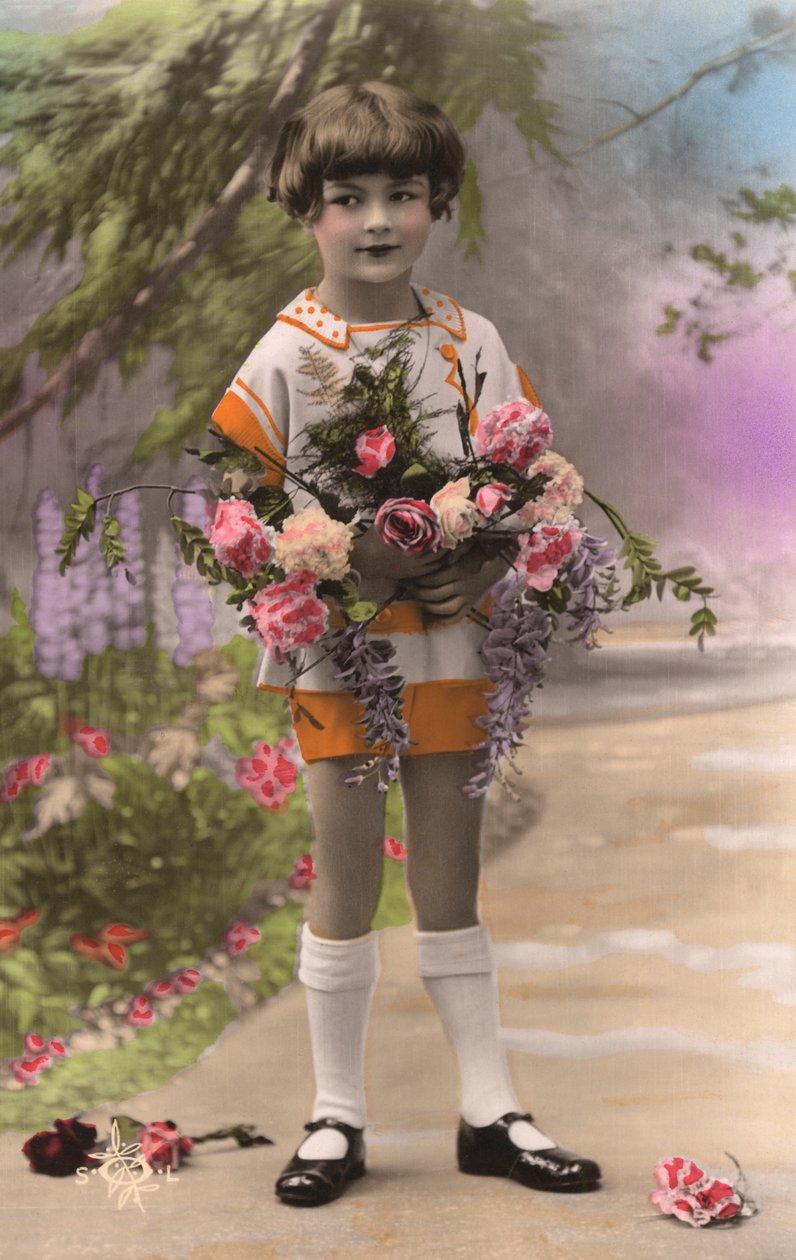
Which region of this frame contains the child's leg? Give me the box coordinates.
[399,752,554,1149]
[294,755,385,1160]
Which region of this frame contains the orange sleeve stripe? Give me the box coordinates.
[234,377,285,449]
[516,364,541,408]
[211,391,285,487]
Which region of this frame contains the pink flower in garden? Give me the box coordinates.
[474,482,512,518]
[288,854,317,890]
[11,1054,51,1085]
[207,499,274,579]
[235,740,299,812]
[1,754,51,802]
[518,451,585,526]
[516,521,582,592]
[382,836,407,861]
[248,572,329,665]
[137,1121,194,1171]
[170,967,202,994]
[374,498,443,554]
[274,507,353,581]
[145,978,175,1000]
[71,726,110,758]
[430,477,482,548]
[474,399,552,475]
[123,995,155,1027]
[353,425,396,477]
[223,919,261,955]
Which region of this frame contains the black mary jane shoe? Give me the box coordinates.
[457,1111,601,1193]
[275,1117,366,1207]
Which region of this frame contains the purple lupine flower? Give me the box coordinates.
[562,531,619,648]
[70,464,113,658]
[109,490,147,650]
[461,574,552,798]
[30,488,83,680]
[171,476,215,666]
[329,622,409,792]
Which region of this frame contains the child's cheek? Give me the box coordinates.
[402,204,434,241]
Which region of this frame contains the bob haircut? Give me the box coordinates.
[268,82,466,223]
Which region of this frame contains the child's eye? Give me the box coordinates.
[390,191,416,202]
[329,194,358,207]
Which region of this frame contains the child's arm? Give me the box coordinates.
[349,526,447,583]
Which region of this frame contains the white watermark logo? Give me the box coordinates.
[75,1120,179,1212]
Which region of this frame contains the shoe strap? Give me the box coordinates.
[304,1117,362,1139]
[498,1111,536,1126]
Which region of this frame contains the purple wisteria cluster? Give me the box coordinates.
[462,573,552,799]
[563,531,619,647]
[329,622,410,792]
[30,466,151,680]
[171,477,215,667]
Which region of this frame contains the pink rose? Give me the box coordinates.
[248,571,329,664]
[430,477,482,548]
[288,854,317,890]
[474,482,512,518]
[207,499,274,579]
[72,726,110,758]
[137,1121,194,1171]
[474,399,553,475]
[236,740,299,812]
[516,521,582,591]
[374,498,443,554]
[353,425,396,477]
[382,836,407,861]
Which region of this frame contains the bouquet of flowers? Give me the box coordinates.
[56,330,716,795]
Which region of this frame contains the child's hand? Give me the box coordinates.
[350,526,444,582]
[405,542,512,623]
[219,469,263,500]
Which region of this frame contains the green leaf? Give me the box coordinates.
[100,513,125,571]
[346,600,378,623]
[56,491,97,574]
[454,160,487,261]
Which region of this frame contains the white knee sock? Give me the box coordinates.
[417,924,555,1150]
[296,924,380,1159]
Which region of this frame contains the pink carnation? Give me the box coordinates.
[71,726,110,758]
[649,1157,746,1228]
[248,572,329,664]
[474,399,553,475]
[235,740,299,812]
[207,499,274,578]
[518,451,584,526]
[516,520,582,591]
[353,425,396,477]
[274,507,353,581]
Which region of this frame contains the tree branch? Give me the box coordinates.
[0,0,352,447]
[567,20,796,158]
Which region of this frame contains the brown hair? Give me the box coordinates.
[268,82,466,223]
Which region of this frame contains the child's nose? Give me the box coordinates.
[363,199,392,232]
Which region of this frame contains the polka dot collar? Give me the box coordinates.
[276,286,467,348]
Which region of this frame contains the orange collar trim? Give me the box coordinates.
[276,287,467,348]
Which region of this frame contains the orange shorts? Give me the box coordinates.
[260,679,494,763]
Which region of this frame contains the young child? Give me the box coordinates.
[211,81,601,1206]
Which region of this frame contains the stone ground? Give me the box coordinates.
[2,623,796,1260]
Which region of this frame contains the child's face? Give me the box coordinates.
[307,172,434,294]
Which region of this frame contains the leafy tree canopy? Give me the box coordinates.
[0,0,563,459]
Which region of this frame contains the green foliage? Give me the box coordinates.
[0,0,564,460]
[170,515,228,583]
[659,184,795,361]
[585,492,717,649]
[456,160,487,261]
[55,488,96,575]
[99,513,124,572]
[199,634,293,755]
[730,184,796,226]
